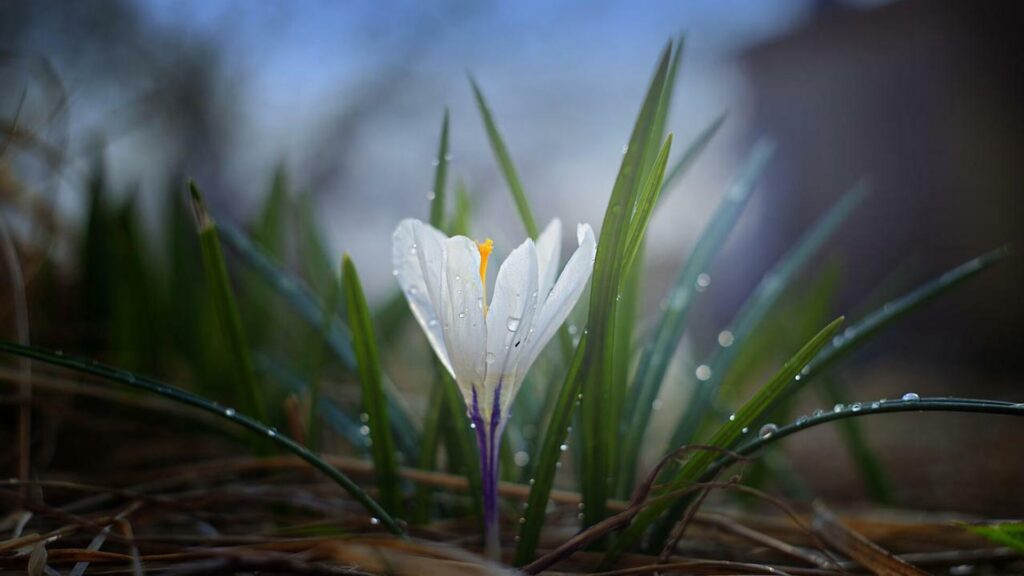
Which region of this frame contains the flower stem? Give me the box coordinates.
[471,385,504,562]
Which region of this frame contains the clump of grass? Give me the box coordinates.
[0,38,1019,575]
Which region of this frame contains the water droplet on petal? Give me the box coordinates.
[359,425,370,435]
[559,443,568,452]
[507,316,521,331]
[758,423,778,439]
[370,517,380,526]
[728,413,736,422]
[741,426,749,434]
[458,311,466,319]
[695,365,712,381]
[717,330,734,347]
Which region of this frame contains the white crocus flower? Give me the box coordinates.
[392,217,596,556]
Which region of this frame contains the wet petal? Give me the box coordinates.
[441,236,488,404]
[522,223,596,368]
[483,238,539,421]
[535,218,562,305]
[392,219,452,376]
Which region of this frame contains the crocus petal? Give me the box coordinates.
[392,219,453,376]
[535,218,562,305]
[522,223,596,368]
[441,236,488,406]
[483,238,539,421]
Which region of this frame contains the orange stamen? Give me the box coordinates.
[478,238,494,315]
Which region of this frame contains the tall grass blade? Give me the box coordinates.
[470,77,539,238]
[514,334,588,566]
[616,140,774,496]
[668,181,869,451]
[429,109,450,228]
[579,42,674,530]
[801,246,1012,383]
[606,316,844,561]
[622,134,673,270]
[0,341,405,536]
[188,182,267,424]
[216,220,421,461]
[342,254,401,515]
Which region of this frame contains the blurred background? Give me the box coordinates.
[1,0,1021,514]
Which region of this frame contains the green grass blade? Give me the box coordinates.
[470,77,539,238]
[606,316,844,562]
[188,182,267,424]
[801,246,1012,383]
[514,333,588,566]
[966,523,1024,553]
[216,220,421,461]
[668,181,869,450]
[342,254,401,515]
[429,109,450,228]
[617,140,774,493]
[0,341,405,536]
[448,179,472,236]
[623,134,673,271]
[702,397,1024,483]
[579,42,674,529]
[255,166,289,259]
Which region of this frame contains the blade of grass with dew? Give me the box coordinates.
[342,254,400,515]
[514,333,588,566]
[606,316,844,562]
[470,77,538,238]
[700,397,1024,485]
[0,341,405,535]
[668,181,869,452]
[216,219,421,461]
[608,135,673,484]
[622,134,673,271]
[189,182,267,425]
[576,42,674,530]
[798,246,1012,385]
[615,140,774,498]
